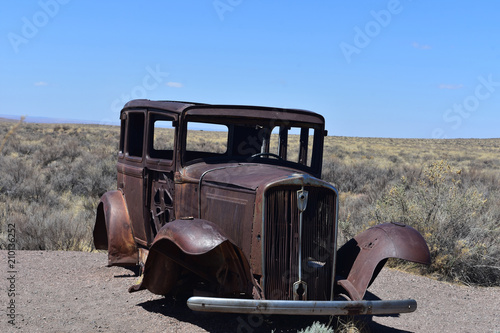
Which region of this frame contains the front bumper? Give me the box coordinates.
[187,297,417,316]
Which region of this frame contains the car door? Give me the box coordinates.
[145,112,177,236]
[117,110,151,246]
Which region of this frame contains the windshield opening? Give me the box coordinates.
[183,116,322,173]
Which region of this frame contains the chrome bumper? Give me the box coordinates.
[187,297,417,316]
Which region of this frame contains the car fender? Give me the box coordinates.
[93,190,138,267]
[129,218,257,297]
[336,222,431,301]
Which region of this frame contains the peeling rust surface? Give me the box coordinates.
[132,219,256,297]
[153,219,229,255]
[94,190,138,267]
[93,100,431,316]
[336,223,431,301]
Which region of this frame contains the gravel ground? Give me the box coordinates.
[1,250,499,333]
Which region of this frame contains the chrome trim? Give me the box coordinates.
[296,186,308,287]
[187,297,417,316]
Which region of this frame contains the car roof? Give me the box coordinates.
[121,99,324,124]
[123,99,202,113]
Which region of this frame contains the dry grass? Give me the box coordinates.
[323,136,500,173]
[0,120,118,251]
[1,119,498,286]
[323,136,500,286]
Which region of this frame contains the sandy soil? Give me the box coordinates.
[1,250,499,333]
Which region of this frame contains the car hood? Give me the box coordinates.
[180,162,315,191]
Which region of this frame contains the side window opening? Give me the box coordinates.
[184,122,228,162]
[150,117,175,160]
[126,112,145,158]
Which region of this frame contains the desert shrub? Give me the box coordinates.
[333,316,368,333]
[50,152,116,198]
[0,121,118,251]
[0,116,24,152]
[324,157,405,244]
[337,192,372,244]
[298,321,334,333]
[1,119,499,286]
[33,135,81,166]
[323,157,397,197]
[298,318,368,333]
[374,160,500,285]
[316,140,500,286]
[0,200,93,251]
[0,155,57,205]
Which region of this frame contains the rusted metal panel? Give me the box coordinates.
[94,99,431,317]
[122,100,326,126]
[250,184,265,276]
[123,100,200,113]
[182,163,310,191]
[201,186,255,258]
[93,190,138,267]
[117,162,150,245]
[130,219,256,297]
[336,222,431,301]
[129,244,180,295]
[174,182,198,219]
[154,218,229,255]
[183,106,325,125]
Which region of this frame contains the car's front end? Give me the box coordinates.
[185,172,422,316]
[96,100,430,317]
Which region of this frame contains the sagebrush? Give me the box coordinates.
[0,120,117,251]
[1,119,499,286]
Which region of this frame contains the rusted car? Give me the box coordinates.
[94,99,430,316]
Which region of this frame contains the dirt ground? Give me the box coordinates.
[1,250,499,333]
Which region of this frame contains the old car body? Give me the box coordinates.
[94,99,431,316]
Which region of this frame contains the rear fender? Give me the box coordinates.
[93,190,138,267]
[129,218,257,297]
[336,223,430,301]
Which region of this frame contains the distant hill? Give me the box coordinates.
[0,114,119,125]
[0,117,18,123]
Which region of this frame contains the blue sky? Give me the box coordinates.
[1,1,499,138]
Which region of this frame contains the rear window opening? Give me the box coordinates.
[126,112,145,158]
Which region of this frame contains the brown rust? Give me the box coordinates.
[130,219,256,297]
[94,99,430,314]
[94,190,138,267]
[336,222,431,301]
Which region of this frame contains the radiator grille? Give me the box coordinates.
[264,186,336,300]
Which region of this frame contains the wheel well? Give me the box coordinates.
[93,202,108,250]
